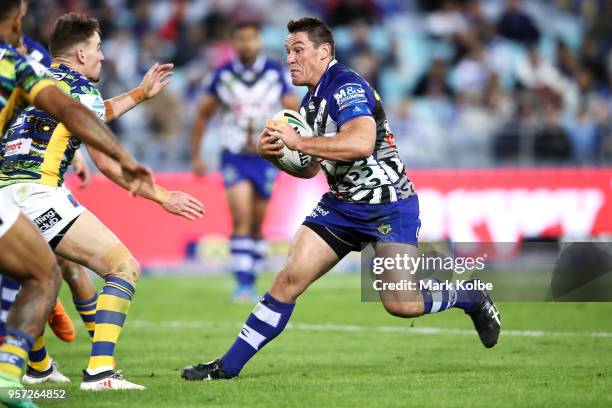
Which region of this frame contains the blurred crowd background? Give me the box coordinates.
[22,0,612,169]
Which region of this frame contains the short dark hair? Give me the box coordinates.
[233,20,260,34]
[0,0,21,22]
[287,17,335,57]
[49,13,100,58]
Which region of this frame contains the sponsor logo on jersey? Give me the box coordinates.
[4,138,32,157]
[33,208,63,233]
[333,83,367,110]
[79,94,105,120]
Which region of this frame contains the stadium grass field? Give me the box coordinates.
[31,273,612,407]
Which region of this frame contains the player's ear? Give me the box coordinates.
[319,43,331,61]
[75,47,86,64]
[10,9,22,37]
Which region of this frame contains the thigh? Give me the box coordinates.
[269,225,341,303]
[374,242,423,313]
[54,210,134,278]
[0,213,57,283]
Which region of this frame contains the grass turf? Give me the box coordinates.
[29,273,612,407]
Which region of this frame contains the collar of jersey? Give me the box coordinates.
[232,54,266,75]
[314,59,338,97]
[50,62,79,75]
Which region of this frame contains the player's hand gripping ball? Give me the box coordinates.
[268,109,313,173]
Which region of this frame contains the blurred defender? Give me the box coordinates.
[183,17,501,381]
[190,21,299,302]
[0,0,91,346]
[0,12,204,390]
[0,1,153,405]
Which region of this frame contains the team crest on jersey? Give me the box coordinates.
[378,223,392,235]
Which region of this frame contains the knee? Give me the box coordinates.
[29,258,62,297]
[383,301,424,318]
[269,269,301,304]
[109,257,141,286]
[60,260,83,284]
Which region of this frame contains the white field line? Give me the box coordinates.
[131,320,612,338]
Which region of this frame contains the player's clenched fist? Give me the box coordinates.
[161,191,205,220]
[256,129,284,159]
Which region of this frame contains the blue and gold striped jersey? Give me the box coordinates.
[0,63,105,187]
[0,41,55,137]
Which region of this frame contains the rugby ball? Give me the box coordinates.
[271,109,313,173]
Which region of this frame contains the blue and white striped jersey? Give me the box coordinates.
[300,60,415,204]
[204,55,292,152]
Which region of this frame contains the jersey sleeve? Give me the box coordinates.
[14,54,56,104]
[327,76,374,129]
[23,36,52,68]
[73,86,106,121]
[202,66,224,99]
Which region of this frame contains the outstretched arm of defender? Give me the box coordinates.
[104,63,173,121]
[267,116,376,162]
[33,85,155,194]
[87,146,205,220]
